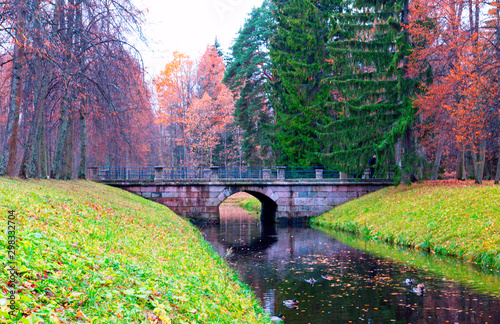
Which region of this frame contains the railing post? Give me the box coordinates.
[210,166,219,181]
[277,166,286,180]
[315,169,323,180]
[154,166,164,182]
[262,169,271,180]
[86,167,98,181]
[339,171,348,180]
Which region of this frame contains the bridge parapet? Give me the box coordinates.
[87,166,389,182]
[88,166,393,222]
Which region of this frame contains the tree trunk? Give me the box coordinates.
[495,8,500,185]
[64,113,74,179]
[52,0,77,180]
[78,111,87,179]
[398,125,416,183]
[76,0,86,180]
[399,0,416,184]
[495,150,500,184]
[431,137,445,180]
[0,4,26,176]
[51,96,71,179]
[394,138,402,171]
[475,139,486,184]
[20,56,50,178]
[456,147,466,180]
[40,120,48,178]
[472,148,478,180]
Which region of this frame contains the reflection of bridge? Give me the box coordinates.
[87,166,393,222]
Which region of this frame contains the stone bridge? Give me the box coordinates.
[88,166,392,222]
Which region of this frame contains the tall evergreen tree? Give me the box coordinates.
[224,1,276,166]
[213,37,224,59]
[320,0,416,181]
[269,0,340,165]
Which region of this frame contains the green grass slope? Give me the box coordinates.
[238,198,261,214]
[312,180,500,269]
[0,178,270,323]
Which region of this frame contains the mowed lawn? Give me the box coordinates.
[313,180,500,269]
[0,178,269,323]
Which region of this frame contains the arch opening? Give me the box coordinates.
[217,189,278,223]
[244,190,277,223]
[218,192,278,253]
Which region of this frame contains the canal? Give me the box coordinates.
[194,199,500,323]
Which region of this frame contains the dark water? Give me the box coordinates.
[195,205,500,324]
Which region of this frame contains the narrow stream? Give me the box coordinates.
[194,203,500,323]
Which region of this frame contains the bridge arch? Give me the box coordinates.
[215,187,278,223]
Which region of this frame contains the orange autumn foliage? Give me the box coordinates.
[155,46,235,167]
[409,0,500,178]
[155,51,194,129]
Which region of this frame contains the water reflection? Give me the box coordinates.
[195,204,500,323]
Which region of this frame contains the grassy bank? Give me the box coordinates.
[229,193,261,214]
[0,178,269,323]
[312,180,500,269]
[222,192,261,214]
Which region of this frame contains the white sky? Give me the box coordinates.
[132,0,265,77]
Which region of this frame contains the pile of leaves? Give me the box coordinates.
[0,178,269,323]
[313,180,500,269]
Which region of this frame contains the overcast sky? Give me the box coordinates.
[132,0,264,77]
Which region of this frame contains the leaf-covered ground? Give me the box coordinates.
[0,178,270,323]
[313,180,500,269]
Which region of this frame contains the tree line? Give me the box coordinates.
[0,0,155,179]
[3,0,499,184]
[224,0,500,184]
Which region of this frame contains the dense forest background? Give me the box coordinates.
[1,0,499,183]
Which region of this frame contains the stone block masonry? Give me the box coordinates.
[109,180,392,222]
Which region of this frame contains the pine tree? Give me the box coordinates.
[320,0,416,181]
[224,1,276,166]
[213,37,224,59]
[269,0,340,166]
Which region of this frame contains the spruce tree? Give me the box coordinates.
[224,1,276,166]
[269,0,340,166]
[320,0,416,181]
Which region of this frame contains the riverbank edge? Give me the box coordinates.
[318,229,500,297]
[312,180,500,270]
[0,178,270,323]
[240,198,261,213]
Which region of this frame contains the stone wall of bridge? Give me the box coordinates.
[118,181,390,222]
